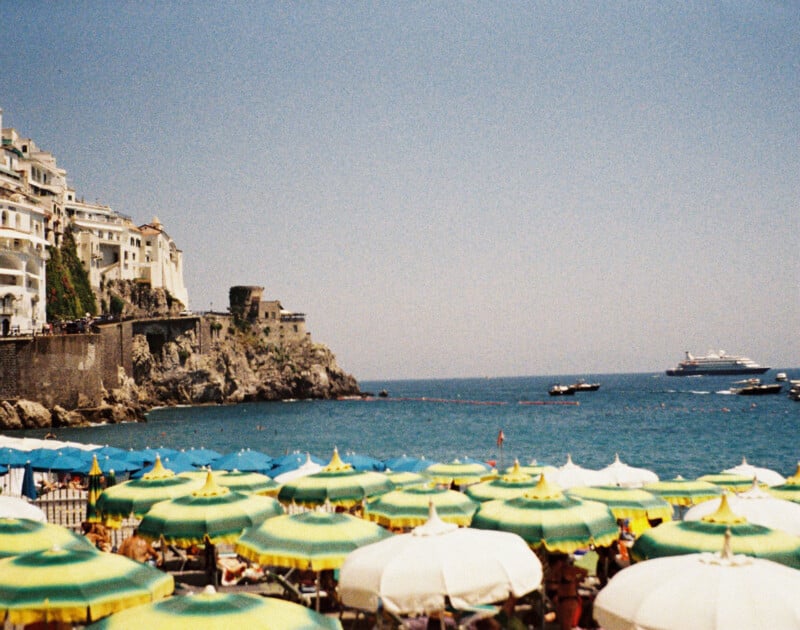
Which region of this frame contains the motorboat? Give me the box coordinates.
[776,372,788,382]
[549,384,576,396]
[730,378,783,396]
[788,381,800,401]
[572,379,600,392]
[665,350,770,376]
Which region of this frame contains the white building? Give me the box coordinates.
[0,110,48,334]
[0,107,190,333]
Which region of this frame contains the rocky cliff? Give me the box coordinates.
[127,322,360,407]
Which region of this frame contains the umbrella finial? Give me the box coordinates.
[142,455,175,480]
[614,453,621,464]
[193,471,230,497]
[525,473,563,500]
[324,448,353,472]
[701,493,747,525]
[88,454,102,476]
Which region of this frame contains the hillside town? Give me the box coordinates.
[0,107,188,336]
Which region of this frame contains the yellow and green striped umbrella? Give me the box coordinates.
[631,495,800,569]
[180,470,279,496]
[364,486,480,529]
[97,456,203,526]
[385,471,428,489]
[424,459,497,486]
[0,547,174,625]
[643,475,723,507]
[86,586,342,629]
[470,475,619,554]
[768,463,800,504]
[277,449,394,508]
[138,472,283,547]
[86,455,104,524]
[466,460,541,502]
[503,461,557,478]
[0,518,95,558]
[565,486,673,535]
[236,511,392,571]
[696,473,759,492]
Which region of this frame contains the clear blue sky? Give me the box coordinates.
[3,2,798,380]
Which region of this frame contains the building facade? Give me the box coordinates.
[0,107,189,334]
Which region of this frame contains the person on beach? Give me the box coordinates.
[82,521,112,552]
[549,555,588,630]
[118,528,161,566]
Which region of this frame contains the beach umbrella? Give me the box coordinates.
[552,454,607,489]
[364,486,480,529]
[277,448,394,508]
[180,469,279,496]
[0,518,95,558]
[768,462,800,503]
[28,448,90,473]
[470,475,619,554]
[631,495,800,569]
[20,461,38,500]
[271,452,326,470]
[136,447,181,465]
[86,585,342,630]
[339,503,543,616]
[92,446,146,467]
[137,471,284,547]
[0,447,30,467]
[642,475,723,507]
[0,463,6,475]
[272,453,325,483]
[723,456,786,487]
[383,455,436,473]
[598,454,659,488]
[236,510,392,571]
[465,460,541,502]
[424,458,496,486]
[0,497,46,522]
[385,471,428,489]
[182,447,223,467]
[131,452,198,478]
[503,460,557,478]
[340,452,386,471]
[696,473,757,492]
[594,532,800,630]
[213,449,273,474]
[565,486,673,535]
[684,482,800,536]
[0,546,174,625]
[80,454,141,476]
[97,456,203,525]
[86,455,104,524]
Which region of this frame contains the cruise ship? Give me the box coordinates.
[665,351,770,376]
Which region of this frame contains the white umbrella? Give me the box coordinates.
[338,503,542,617]
[0,496,46,522]
[685,483,800,536]
[722,457,786,487]
[598,454,659,488]
[594,532,800,630]
[553,454,606,489]
[273,453,323,484]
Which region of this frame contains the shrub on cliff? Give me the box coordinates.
[45,229,97,321]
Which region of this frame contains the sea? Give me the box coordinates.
[12,371,800,480]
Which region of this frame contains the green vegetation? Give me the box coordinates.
[45,229,97,321]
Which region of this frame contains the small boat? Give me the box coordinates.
[549,384,576,396]
[776,372,788,382]
[730,378,783,396]
[788,381,800,401]
[572,379,600,392]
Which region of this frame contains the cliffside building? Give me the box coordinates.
[0,107,189,334]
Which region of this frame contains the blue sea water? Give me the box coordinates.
[14,372,800,480]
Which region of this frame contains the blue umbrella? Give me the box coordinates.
[0,464,8,475]
[136,447,182,465]
[182,447,223,467]
[131,452,198,478]
[214,449,273,473]
[0,448,30,467]
[383,455,438,473]
[77,455,141,476]
[340,452,386,471]
[29,450,91,473]
[21,462,37,500]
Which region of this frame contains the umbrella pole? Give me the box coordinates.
[315,571,321,612]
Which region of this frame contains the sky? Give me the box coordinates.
[2,2,798,380]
